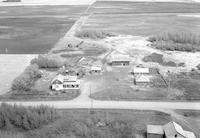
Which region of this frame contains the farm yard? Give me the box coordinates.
[0,1,200,138]
[1,1,200,102]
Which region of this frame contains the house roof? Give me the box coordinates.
[135,75,150,83]
[132,67,149,74]
[51,74,65,83]
[64,75,77,82]
[184,130,196,138]
[52,74,78,83]
[93,60,103,67]
[147,125,164,134]
[163,122,190,138]
[109,54,130,62]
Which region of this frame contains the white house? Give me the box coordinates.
[51,74,80,91]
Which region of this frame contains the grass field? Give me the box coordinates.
[81,1,200,36]
[0,6,87,54]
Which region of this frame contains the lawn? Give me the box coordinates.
[0,6,87,54]
[89,67,200,101]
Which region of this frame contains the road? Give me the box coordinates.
[1,81,200,110]
[1,99,200,110]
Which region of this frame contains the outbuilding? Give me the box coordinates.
[134,74,150,85]
[147,125,164,138]
[108,55,130,66]
[90,66,102,74]
[131,67,149,75]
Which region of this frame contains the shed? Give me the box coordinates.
[108,54,130,66]
[90,66,102,73]
[134,74,150,85]
[147,125,164,138]
[132,67,149,74]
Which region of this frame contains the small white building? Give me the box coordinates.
[51,74,80,91]
[163,122,196,138]
[131,67,150,75]
[134,74,150,85]
[147,125,164,138]
[90,66,102,74]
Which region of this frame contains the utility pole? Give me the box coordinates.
[90,85,93,113]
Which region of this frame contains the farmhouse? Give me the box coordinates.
[147,122,196,138]
[51,74,80,91]
[108,54,130,66]
[147,125,164,138]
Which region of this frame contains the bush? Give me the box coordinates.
[196,64,200,70]
[0,131,26,138]
[148,32,200,52]
[75,30,115,39]
[0,103,58,131]
[31,55,62,69]
[143,53,177,67]
[11,64,42,91]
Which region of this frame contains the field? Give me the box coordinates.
[1,109,198,138]
[0,6,87,54]
[81,1,200,36]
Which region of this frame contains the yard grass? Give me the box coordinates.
[88,68,187,101]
